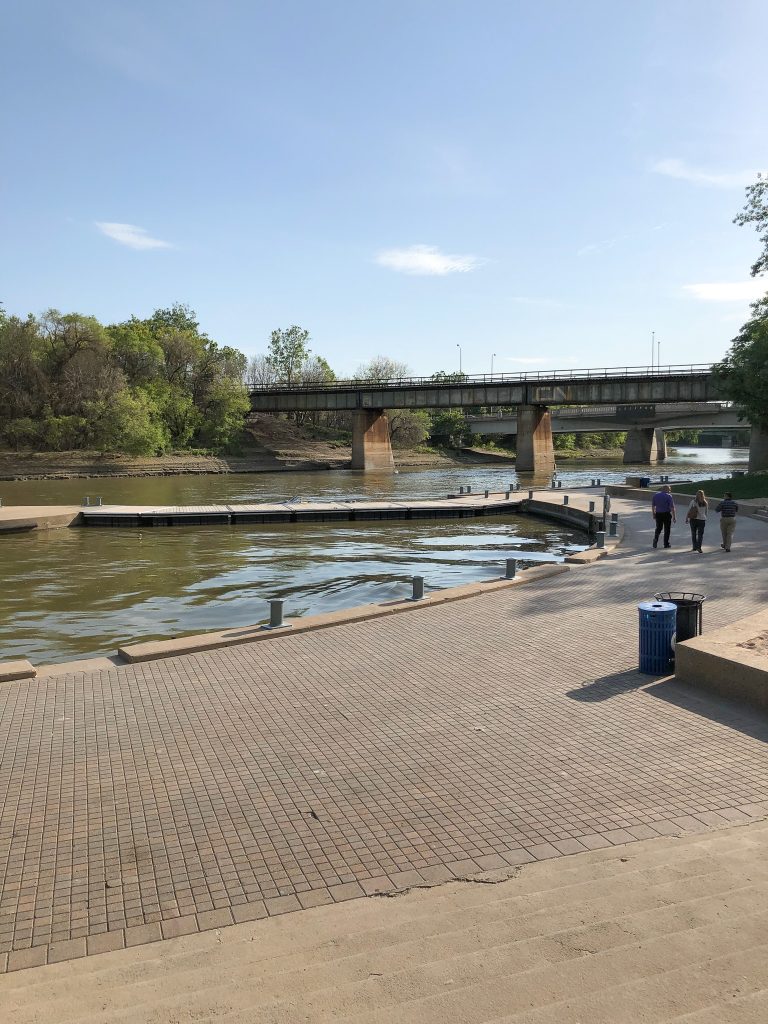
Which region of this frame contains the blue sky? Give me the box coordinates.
[1,0,766,377]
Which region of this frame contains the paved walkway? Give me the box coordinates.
[1,495,768,975]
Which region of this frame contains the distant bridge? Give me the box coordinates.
[250,364,766,473]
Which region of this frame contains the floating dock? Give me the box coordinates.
[80,493,525,527]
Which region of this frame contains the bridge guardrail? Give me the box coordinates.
[248,363,714,392]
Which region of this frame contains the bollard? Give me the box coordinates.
[609,520,618,537]
[459,486,464,494]
[563,495,569,505]
[0,497,2,507]
[596,478,601,486]
[505,490,510,499]
[411,575,425,601]
[510,483,515,492]
[596,531,606,548]
[83,496,90,507]
[484,489,489,498]
[528,490,534,500]
[96,496,103,507]
[505,558,517,579]
[466,485,472,493]
[588,500,595,512]
[262,598,290,630]
[591,478,595,487]
[558,480,562,489]
[610,512,619,524]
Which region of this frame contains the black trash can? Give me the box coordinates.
[654,591,706,643]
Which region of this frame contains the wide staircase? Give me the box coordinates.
[2,822,767,1023]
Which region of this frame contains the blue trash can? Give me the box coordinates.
[638,601,676,674]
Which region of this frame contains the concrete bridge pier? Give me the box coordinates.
[749,425,768,472]
[351,409,395,471]
[623,427,666,464]
[515,405,555,474]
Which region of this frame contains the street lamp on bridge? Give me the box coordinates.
[491,352,496,375]
[456,343,462,374]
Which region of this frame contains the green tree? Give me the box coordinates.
[267,326,311,384]
[429,409,470,447]
[713,297,768,431]
[734,173,768,278]
[84,390,170,455]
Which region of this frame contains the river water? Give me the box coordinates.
[0,447,747,665]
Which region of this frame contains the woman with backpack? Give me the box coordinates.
[686,489,708,553]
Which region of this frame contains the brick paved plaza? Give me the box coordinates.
[1,496,768,972]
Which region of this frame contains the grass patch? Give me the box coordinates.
[675,472,768,500]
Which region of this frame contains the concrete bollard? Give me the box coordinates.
[262,598,290,630]
[411,575,425,601]
[609,520,618,537]
[596,531,606,548]
[563,495,569,505]
[505,558,517,579]
[83,496,90,507]
[589,500,595,512]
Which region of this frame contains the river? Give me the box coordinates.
[0,447,747,665]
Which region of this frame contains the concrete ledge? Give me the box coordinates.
[676,609,768,711]
[118,563,570,664]
[0,660,37,683]
[35,657,123,678]
[0,507,82,532]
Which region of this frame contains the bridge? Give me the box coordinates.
[250,364,768,473]
[466,402,749,464]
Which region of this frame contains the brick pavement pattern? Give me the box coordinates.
[1,496,768,971]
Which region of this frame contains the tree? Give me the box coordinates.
[734,173,768,278]
[714,178,768,432]
[245,354,277,388]
[428,409,470,448]
[713,296,768,431]
[354,356,408,383]
[267,326,311,384]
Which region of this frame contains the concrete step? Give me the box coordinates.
[2,838,763,1010]
[2,823,767,1024]
[9,870,766,1022]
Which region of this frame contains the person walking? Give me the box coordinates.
[715,491,739,551]
[685,489,708,552]
[652,483,676,548]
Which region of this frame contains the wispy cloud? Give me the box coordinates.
[651,159,756,188]
[577,238,617,257]
[375,244,486,276]
[96,222,173,250]
[683,280,766,302]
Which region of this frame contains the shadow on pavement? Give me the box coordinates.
[646,677,768,743]
[566,669,659,702]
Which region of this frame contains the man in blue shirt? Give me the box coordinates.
[652,484,676,548]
